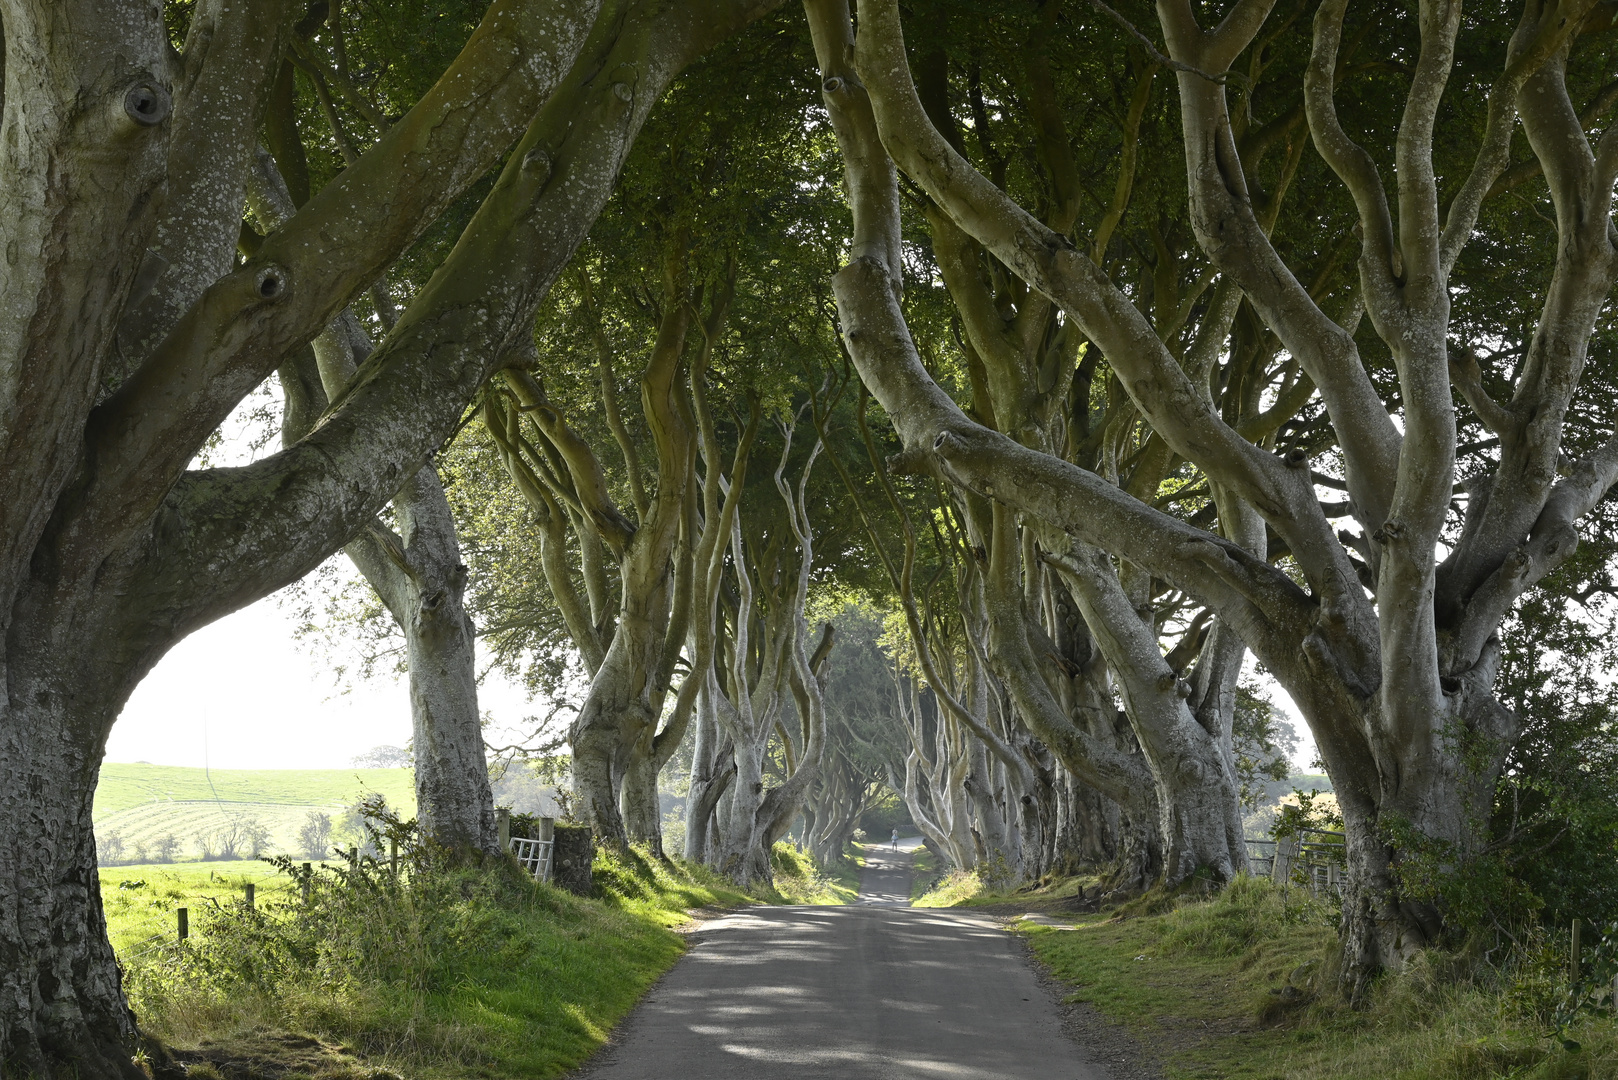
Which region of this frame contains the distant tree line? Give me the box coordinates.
[94,804,371,866]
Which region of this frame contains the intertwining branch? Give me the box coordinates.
[811,0,1618,995]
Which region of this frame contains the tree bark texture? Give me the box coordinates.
[826,0,1618,995]
[0,1,784,1071]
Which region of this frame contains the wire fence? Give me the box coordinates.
[1246,828,1345,899]
[113,819,559,961]
[107,863,306,959]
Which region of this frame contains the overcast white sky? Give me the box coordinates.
[105,382,549,771]
[106,581,544,770]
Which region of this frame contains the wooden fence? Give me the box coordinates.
[1246,828,1345,899]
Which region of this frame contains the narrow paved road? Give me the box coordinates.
[574,842,1111,1079]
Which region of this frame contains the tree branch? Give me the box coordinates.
[1305,0,1400,291]
[848,0,1369,626]
[1438,1,1586,274]
[576,264,649,518]
[69,0,603,575]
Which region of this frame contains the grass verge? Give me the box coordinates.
[765,842,859,904]
[116,841,848,1079]
[907,845,940,902]
[1003,875,1618,1079]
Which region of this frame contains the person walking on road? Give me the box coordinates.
[891,828,899,852]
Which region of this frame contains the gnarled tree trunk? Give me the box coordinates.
[0,0,783,1070]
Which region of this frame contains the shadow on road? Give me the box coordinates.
[855,836,923,905]
[572,839,1113,1079]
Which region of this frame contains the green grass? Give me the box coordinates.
[911,858,1104,909]
[912,841,944,906]
[114,840,852,1080]
[1000,875,1618,1079]
[913,869,985,907]
[792,842,863,901]
[96,763,418,813]
[825,847,863,898]
[102,862,319,954]
[767,842,860,904]
[96,763,418,866]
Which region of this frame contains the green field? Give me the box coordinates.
[94,762,417,866]
[100,862,311,955]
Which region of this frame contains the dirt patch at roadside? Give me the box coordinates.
[144,1029,395,1080]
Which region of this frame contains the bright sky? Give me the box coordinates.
[105,382,549,771]
[106,579,544,770]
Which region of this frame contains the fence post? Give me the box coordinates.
[244,883,254,910]
[539,817,555,883]
[177,907,188,942]
[302,862,312,903]
[496,808,510,853]
[1272,836,1298,886]
[389,838,399,877]
[1572,918,1583,983]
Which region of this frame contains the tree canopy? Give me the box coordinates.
[7,1,1618,1074]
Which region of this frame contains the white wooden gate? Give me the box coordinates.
[509,835,554,883]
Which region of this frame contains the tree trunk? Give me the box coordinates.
[305,321,495,855]
[684,689,732,864]
[374,471,495,854]
[1052,545,1248,886]
[619,728,665,857]
[1054,771,1119,872]
[962,737,1020,883]
[569,591,674,849]
[267,192,497,858]
[1329,684,1515,994]
[810,798,859,867]
[715,738,773,884]
[0,686,143,1080]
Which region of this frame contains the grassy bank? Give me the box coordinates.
[910,852,1103,909]
[766,843,860,905]
[115,842,848,1080]
[987,875,1618,1079]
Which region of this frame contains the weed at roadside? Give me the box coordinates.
[119,815,851,1079]
[1001,874,1618,1079]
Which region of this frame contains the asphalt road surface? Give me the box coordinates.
[573,841,1112,1080]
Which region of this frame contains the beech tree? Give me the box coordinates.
[0,0,785,1073]
[252,154,496,860]
[481,248,737,853]
[242,2,512,857]
[808,0,1267,894]
[810,0,1618,995]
